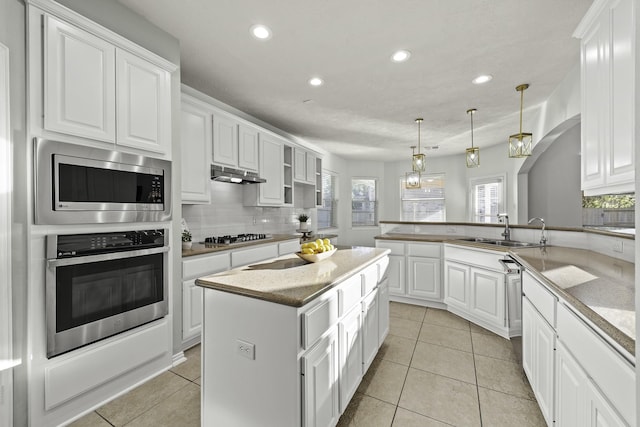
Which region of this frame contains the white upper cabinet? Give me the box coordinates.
[212,113,239,167]
[575,0,635,195]
[212,114,259,172]
[45,15,116,143]
[39,11,175,157]
[294,148,316,185]
[244,133,284,206]
[116,50,171,154]
[238,124,259,171]
[180,95,212,204]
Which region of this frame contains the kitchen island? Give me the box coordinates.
[196,247,390,427]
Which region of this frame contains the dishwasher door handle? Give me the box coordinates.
[499,258,521,274]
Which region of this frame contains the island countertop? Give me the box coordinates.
[196,246,390,307]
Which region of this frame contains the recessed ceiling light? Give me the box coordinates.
[472,74,493,85]
[250,24,271,40]
[391,50,411,62]
[308,77,324,87]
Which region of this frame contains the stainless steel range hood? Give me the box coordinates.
[211,164,266,184]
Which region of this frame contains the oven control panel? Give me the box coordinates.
[53,229,167,258]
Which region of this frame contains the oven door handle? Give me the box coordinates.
[47,246,169,267]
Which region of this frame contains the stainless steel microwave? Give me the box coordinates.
[34,138,172,224]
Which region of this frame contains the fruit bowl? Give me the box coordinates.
[296,248,337,263]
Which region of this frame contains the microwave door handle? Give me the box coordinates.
[47,246,169,267]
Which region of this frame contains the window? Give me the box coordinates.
[317,171,338,229]
[351,178,377,226]
[469,174,505,223]
[400,174,446,221]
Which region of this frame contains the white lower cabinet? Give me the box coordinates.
[555,341,587,427]
[469,268,505,326]
[386,254,405,295]
[338,305,362,411]
[361,289,379,373]
[407,256,441,300]
[522,296,555,426]
[443,261,470,309]
[586,380,628,427]
[302,328,340,427]
[377,279,390,344]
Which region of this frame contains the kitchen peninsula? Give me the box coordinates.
[196,247,390,426]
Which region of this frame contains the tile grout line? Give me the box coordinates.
[470,329,484,427]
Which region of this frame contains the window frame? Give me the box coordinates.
[468,173,507,223]
[317,170,338,230]
[399,173,446,222]
[351,177,378,228]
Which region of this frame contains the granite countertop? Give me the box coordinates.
[511,246,635,357]
[182,234,300,258]
[196,247,390,307]
[375,233,470,243]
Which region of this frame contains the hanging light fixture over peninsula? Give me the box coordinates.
[465,108,480,168]
[405,146,421,189]
[508,83,533,158]
[412,118,426,172]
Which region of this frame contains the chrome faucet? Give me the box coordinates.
[528,217,547,246]
[497,213,510,241]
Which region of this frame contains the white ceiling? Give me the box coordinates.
[119,0,592,161]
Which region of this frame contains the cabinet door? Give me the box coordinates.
[469,268,505,327]
[116,50,171,154]
[522,297,555,426]
[386,255,406,296]
[258,134,285,205]
[586,379,627,427]
[180,98,212,203]
[607,0,635,187]
[362,289,378,373]
[556,341,587,427]
[294,148,307,181]
[338,305,362,412]
[305,152,316,183]
[377,279,389,345]
[212,114,238,167]
[302,329,339,427]
[238,124,259,172]
[44,15,116,142]
[182,279,203,341]
[444,261,469,309]
[407,256,441,301]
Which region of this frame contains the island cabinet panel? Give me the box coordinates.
[199,252,389,427]
[377,279,390,344]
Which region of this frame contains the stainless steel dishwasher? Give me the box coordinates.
[499,256,523,364]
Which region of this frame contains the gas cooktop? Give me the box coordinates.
[202,234,272,246]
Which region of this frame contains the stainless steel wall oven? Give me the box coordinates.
[46,229,169,358]
[34,138,172,224]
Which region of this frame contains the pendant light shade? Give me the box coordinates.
[508,84,532,158]
[412,118,426,172]
[465,108,480,168]
[405,146,421,189]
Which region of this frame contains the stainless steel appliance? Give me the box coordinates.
[34,138,172,224]
[203,233,271,246]
[500,255,523,363]
[46,229,169,358]
[211,164,266,184]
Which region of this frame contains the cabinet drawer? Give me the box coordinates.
[362,263,378,295]
[445,245,502,271]
[557,303,635,424]
[231,244,278,268]
[522,271,557,327]
[375,241,405,255]
[182,252,230,280]
[301,293,338,350]
[278,239,300,255]
[407,243,441,258]
[338,275,362,317]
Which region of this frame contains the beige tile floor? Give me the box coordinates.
[71,302,545,427]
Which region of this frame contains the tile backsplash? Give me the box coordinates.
[182,182,315,241]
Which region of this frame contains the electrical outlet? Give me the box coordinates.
[236,339,255,360]
[612,240,623,253]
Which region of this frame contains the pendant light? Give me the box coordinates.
[465,108,480,168]
[412,118,426,172]
[405,146,421,189]
[508,83,533,158]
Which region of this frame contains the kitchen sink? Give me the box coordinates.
[457,238,542,247]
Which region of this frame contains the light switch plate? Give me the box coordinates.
[236,339,255,360]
